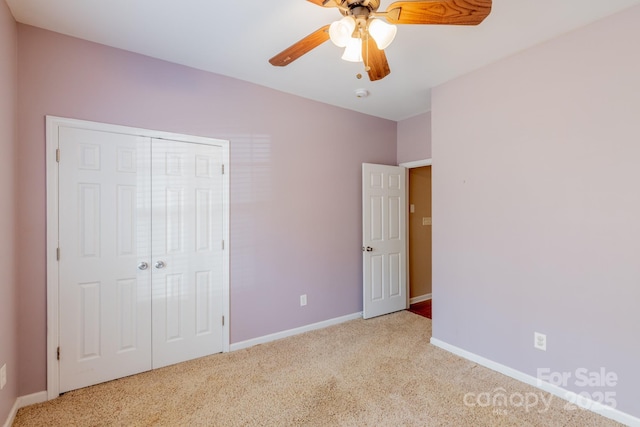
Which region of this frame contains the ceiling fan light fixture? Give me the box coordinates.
[368,18,397,50]
[341,37,363,62]
[269,0,493,83]
[329,16,356,47]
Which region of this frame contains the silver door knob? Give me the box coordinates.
[155,260,166,269]
[138,262,149,270]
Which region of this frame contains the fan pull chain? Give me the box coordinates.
[364,32,371,72]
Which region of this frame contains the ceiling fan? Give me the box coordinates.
[269,0,492,81]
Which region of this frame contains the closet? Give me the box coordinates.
[47,118,228,394]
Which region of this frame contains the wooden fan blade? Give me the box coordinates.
[306,0,340,8]
[362,36,390,81]
[269,25,330,67]
[385,0,492,25]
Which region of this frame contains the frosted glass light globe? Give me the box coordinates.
[341,37,363,62]
[368,18,397,50]
[329,16,356,48]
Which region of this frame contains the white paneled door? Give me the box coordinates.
[362,163,407,319]
[58,126,225,393]
[59,128,152,393]
[151,140,224,368]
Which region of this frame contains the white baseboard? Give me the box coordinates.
[3,391,47,427]
[230,312,363,352]
[430,338,640,427]
[410,293,432,304]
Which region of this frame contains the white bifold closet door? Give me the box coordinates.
[58,127,223,393]
[150,139,224,369]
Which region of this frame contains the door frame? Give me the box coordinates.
[398,159,432,308]
[45,116,231,399]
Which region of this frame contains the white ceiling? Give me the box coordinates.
[6,0,640,121]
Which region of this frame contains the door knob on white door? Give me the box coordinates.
[362,246,374,252]
[138,262,149,270]
[155,261,166,269]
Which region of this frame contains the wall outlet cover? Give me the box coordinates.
[534,332,547,351]
[0,363,6,389]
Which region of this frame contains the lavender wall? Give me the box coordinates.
[397,111,431,164]
[432,5,640,418]
[16,25,396,395]
[0,0,18,422]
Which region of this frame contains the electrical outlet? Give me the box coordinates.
[0,364,6,389]
[534,332,547,351]
[300,294,307,307]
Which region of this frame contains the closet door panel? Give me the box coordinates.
[151,139,224,368]
[58,127,152,393]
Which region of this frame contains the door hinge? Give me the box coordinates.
[222,316,225,326]
[222,240,225,250]
[221,164,225,175]
[56,148,60,163]
[57,347,60,360]
[56,247,60,261]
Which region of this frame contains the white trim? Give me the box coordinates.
[46,116,226,144]
[2,400,18,427]
[46,117,60,400]
[2,391,48,427]
[45,116,231,398]
[401,158,432,312]
[410,293,432,304]
[399,158,432,169]
[430,338,640,427]
[230,312,363,352]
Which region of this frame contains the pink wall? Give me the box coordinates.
[16,25,397,395]
[0,0,18,422]
[397,111,431,164]
[432,5,640,418]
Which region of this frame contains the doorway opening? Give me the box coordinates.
[400,160,432,320]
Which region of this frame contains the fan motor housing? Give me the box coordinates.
[340,0,380,15]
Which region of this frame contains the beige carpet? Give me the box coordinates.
[14,311,622,426]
